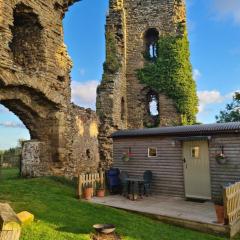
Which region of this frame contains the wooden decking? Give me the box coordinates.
[90,195,229,236]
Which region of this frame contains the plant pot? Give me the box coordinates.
[97,189,105,197]
[215,204,224,224]
[216,157,227,165]
[84,187,93,200]
[122,156,129,162]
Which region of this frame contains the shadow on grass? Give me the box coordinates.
[0,168,229,240]
[56,226,88,234]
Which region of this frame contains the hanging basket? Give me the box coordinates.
[215,154,227,165]
[122,155,130,162]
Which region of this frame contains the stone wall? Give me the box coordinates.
[0,0,194,176]
[97,0,128,169]
[97,0,189,167]
[0,0,74,173]
[0,0,99,177]
[21,140,49,177]
[20,105,100,178]
[66,104,100,176]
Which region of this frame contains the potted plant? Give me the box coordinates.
[83,183,93,200]
[215,146,227,164]
[214,195,224,224]
[122,152,130,162]
[96,182,105,197]
[122,148,133,162]
[216,153,227,164]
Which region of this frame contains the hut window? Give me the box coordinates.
[144,28,159,60]
[191,146,200,159]
[148,147,157,157]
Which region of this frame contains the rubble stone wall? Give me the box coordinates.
[0,0,99,177]
[21,140,49,177]
[66,105,100,176]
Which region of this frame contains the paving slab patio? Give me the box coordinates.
[91,195,217,224]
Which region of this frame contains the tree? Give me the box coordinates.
[216,92,240,123]
[18,138,26,148]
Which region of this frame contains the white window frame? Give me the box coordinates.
[148,147,157,158]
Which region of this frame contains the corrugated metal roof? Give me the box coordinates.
[112,122,240,138]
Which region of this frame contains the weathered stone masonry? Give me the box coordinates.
[0,0,99,177]
[97,0,191,168]
[0,0,195,176]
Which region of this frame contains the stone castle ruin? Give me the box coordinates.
[0,0,99,177]
[0,0,196,177]
[97,0,196,168]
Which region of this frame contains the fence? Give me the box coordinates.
[224,182,240,225]
[77,170,105,199]
[0,153,21,168]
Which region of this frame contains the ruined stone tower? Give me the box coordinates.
[97,0,197,167]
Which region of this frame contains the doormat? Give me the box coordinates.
[91,233,121,240]
[186,198,206,203]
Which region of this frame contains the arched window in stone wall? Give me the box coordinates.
[144,90,160,127]
[9,3,45,72]
[121,97,126,121]
[144,28,159,60]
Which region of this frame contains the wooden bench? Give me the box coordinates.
[0,203,21,240]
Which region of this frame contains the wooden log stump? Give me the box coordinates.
[91,233,121,240]
[0,203,21,240]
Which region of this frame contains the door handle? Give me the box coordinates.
[183,158,187,169]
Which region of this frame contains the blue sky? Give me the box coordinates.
[0,0,240,149]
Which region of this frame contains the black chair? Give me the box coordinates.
[106,168,121,194]
[119,171,129,196]
[142,170,153,196]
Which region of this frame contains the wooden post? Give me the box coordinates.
[100,169,104,188]
[0,154,3,180]
[76,171,106,199]
[0,203,21,240]
[223,187,229,225]
[77,174,82,199]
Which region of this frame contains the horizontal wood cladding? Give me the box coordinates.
[209,134,240,199]
[113,136,185,197]
[113,133,240,199]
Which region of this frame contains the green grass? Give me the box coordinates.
[0,168,233,240]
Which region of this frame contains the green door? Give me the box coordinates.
[183,141,211,200]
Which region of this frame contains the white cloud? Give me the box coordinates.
[71,80,99,109]
[197,90,232,113]
[193,69,201,81]
[213,0,240,24]
[0,121,25,129]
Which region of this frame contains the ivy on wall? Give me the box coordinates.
[103,31,121,74]
[137,33,198,125]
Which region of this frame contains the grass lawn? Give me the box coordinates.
[0,168,234,240]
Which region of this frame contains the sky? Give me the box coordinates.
[0,0,240,149]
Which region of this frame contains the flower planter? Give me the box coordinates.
[215,204,224,224]
[84,187,93,200]
[97,189,105,197]
[216,156,227,165]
